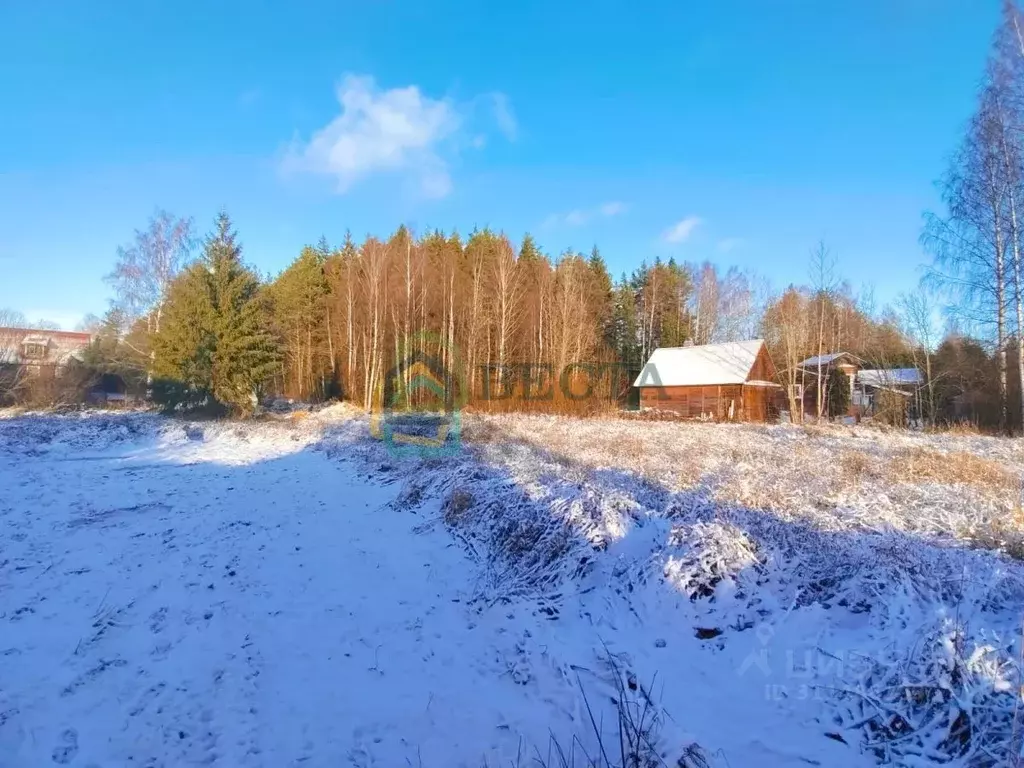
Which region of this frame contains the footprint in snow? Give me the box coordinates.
[51,728,78,764]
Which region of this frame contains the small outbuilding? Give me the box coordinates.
[796,352,924,420]
[633,339,779,421]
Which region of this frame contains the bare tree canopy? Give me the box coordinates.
[106,209,195,329]
[0,308,27,328]
[0,309,64,331]
[921,0,1024,432]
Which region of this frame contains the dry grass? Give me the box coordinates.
[887,447,1018,492]
[461,418,505,444]
[443,488,475,526]
[928,421,983,436]
[462,391,624,418]
[839,450,880,484]
[456,412,1024,556]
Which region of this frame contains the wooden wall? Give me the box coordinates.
[748,345,776,382]
[639,384,744,420]
[741,386,775,422]
[639,383,779,422]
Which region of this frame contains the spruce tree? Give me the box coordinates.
[611,275,641,366]
[152,260,216,411]
[152,212,278,415]
[587,245,614,347]
[519,233,541,262]
[206,213,278,413]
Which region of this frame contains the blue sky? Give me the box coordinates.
[0,0,1000,328]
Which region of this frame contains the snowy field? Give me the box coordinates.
[1,408,1023,767]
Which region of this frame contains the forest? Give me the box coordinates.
[41,202,1002,430]
[9,6,1024,432]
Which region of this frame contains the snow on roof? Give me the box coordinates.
[54,348,87,365]
[857,368,923,388]
[797,351,862,368]
[0,327,91,342]
[633,339,765,387]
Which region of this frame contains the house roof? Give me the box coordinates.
[0,325,90,342]
[633,339,766,387]
[798,351,863,368]
[857,368,923,388]
[0,327,92,365]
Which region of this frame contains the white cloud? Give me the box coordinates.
[284,74,513,198]
[564,209,589,226]
[599,201,627,217]
[717,237,744,253]
[545,201,627,228]
[662,215,702,243]
[490,93,518,142]
[238,88,262,108]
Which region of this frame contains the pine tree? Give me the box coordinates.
[269,245,330,399]
[610,274,641,366]
[519,233,542,262]
[152,212,278,415]
[587,245,614,348]
[206,213,279,413]
[151,261,216,411]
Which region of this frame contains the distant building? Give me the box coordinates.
[796,352,923,420]
[0,327,92,370]
[633,339,780,422]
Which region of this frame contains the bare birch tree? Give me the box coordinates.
[809,242,838,421]
[763,287,812,422]
[107,210,195,334]
[898,288,940,426]
[491,234,523,379]
[923,88,1011,432]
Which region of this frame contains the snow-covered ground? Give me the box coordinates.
[1,409,1022,766]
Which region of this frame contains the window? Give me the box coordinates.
[787,384,804,400]
[22,342,47,360]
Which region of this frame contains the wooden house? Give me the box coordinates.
[633,339,780,421]
[796,352,923,420]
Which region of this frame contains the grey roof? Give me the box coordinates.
[798,352,862,368]
[857,368,923,388]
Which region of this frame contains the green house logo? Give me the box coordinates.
[369,333,466,459]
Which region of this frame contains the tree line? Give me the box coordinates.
[0,187,998,427]
[7,5,1024,430]
[65,206,917,419]
[0,201,1010,428]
